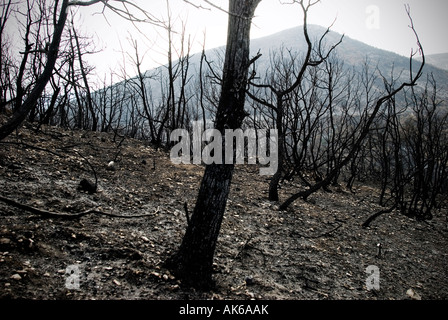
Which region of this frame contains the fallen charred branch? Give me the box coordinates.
[0,195,157,220]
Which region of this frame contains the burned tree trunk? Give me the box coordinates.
[166,0,261,289]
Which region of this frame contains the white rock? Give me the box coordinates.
[106,161,116,171]
[406,288,422,300]
[10,274,22,280]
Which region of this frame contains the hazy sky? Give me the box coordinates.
[73,0,448,82]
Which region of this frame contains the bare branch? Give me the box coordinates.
[19,48,48,55]
[183,0,211,11]
[203,0,233,15]
[184,0,255,20]
[203,52,222,84]
[405,4,425,83]
[68,0,102,6]
[68,0,165,28]
[246,89,278,112]
[0,195,157,219]
[247,50,262,68]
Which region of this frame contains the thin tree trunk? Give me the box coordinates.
[269,98,284,201]
[73,25,97,132]
[41,85,60,125]
[166,0,261,289]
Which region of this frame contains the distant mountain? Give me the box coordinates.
[247,26,448,94]
[95,25,448,122]
[418,53,448,71]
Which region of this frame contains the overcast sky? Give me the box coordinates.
[73,0,448,83]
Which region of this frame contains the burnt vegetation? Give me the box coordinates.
[0,0,447,299]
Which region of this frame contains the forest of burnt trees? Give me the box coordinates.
[1,0,447,288]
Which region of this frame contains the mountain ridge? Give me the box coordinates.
[166,24,447,92]
[248,25,447,86]
[96,24,448,118]
[418,52,448,71]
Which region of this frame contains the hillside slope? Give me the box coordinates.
[1,124,447,300]
[418,52,448,71]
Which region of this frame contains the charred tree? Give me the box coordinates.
[0,0,163,141]
[166,0,261,289]
[279,5,425,210]
[72,24,97,132]
[247,0,343,201]
[0,0,69,141]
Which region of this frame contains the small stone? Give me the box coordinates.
[170,284,180,291]
[406,288,422,300]
[0,238,11,244]
[113,279,121,286]
[106,161,116,171]
[10,274,22,280]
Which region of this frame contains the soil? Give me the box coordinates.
[0,123,447,300]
